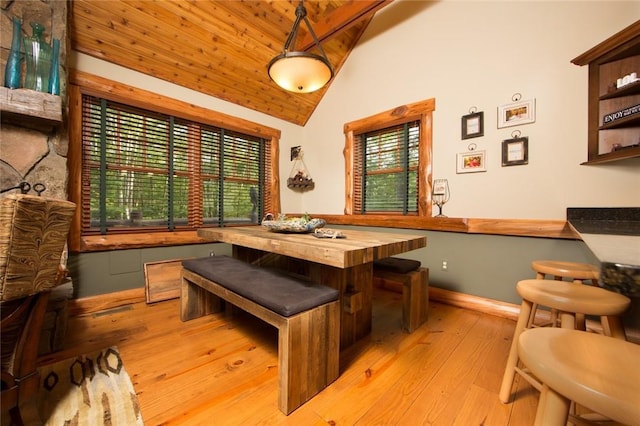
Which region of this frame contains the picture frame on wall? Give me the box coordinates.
[497,98,535,128]
[461,111,484,139]
[456,150,487,173]
[502,136,529,166]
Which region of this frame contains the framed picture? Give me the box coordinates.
[456,150,487,173]
[497,98,535,128]
[290,146,301,161]
[461,111,484,139]
[502,136,529,166]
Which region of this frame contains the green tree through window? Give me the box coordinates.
[81,95,267,234]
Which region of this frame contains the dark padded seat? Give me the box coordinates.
[182,256,339,317]
[373,257,421,274]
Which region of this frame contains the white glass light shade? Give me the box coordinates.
[268,52,333,93]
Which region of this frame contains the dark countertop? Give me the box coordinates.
[568,208,640,236]
[567,208,639,297]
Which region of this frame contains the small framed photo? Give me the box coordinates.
[461,111,484,139]
[497,98,535,128]
[290,146,301,161]
[456,150,487,173]
[502,137,529,166]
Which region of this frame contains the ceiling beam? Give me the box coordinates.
[297,0,394,51]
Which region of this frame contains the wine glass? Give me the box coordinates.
[432,179,450,217]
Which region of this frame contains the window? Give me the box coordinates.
[355,121,420,214]
[81,95,268,234]
[68,72,281,251]
[344,99,436,216]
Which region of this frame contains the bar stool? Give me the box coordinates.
[499,279,630,404]
[518,328,640,426]
[531,260,599,284]
[529,260,600,329]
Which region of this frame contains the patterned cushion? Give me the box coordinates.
[0,195,76,301]
[182,256,339,317]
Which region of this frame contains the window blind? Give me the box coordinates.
[81,95,269,234]
[354,120,420,214]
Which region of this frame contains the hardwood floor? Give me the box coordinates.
[38,288,539,425]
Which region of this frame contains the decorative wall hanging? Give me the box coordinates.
[461,107,484,139]
[287,147,315,191]
[498,94,536,128]
[502,130,529,166]
[456,143,487,173]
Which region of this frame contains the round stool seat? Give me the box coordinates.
[517,279,630,317]
[531,260,599,281]
[518,328,640,425]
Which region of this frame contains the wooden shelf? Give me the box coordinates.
[581,145,640,164]
[600,80,640,100]
[0,87,62,131]
[599,113,640,130]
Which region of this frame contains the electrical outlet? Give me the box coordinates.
[442,260,448,271]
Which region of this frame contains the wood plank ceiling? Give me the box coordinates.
[71,1,393,126]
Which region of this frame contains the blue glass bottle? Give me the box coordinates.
[23,22,52,92]
[49,38,60,95]
[4,17,22,89]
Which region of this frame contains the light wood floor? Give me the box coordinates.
[39,288,539,425]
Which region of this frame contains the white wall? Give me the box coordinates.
[74,1,640,221]
[303,1,640,218]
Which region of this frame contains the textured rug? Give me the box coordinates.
[38,346,144,425]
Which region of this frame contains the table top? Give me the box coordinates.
[197,226,426,268]
[518,328,640,425]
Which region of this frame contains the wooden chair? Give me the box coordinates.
[518,328,640,426]
[1,194,75,425]
[499,279,630,404]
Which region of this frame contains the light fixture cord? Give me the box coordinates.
[282,1,333,72]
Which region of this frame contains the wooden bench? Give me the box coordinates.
[373,257,429,333]
[180,256,340,415]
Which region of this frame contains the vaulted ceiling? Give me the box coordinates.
[71,1,394,126]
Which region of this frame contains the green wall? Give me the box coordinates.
[69,227,640,329]
[68,242,231,298]
[69,227,597,305]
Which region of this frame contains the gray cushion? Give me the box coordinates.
[374,257,421,274]
[182,256,339,317]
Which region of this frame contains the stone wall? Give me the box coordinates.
[1,0,70,354]
[1,0,68,199]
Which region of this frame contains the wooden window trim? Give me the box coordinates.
[344,99,436,216]
[68,70,281,252]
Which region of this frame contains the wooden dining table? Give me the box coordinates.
[197,226,427,349]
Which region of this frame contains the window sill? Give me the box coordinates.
[74,216,578,252]
[313,214,578,239]
[78,230,211,252]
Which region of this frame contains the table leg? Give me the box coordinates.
[231,246,374,350]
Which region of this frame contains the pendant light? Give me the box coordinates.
[268,1,334,93]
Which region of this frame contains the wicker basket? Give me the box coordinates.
[0,194,76,301]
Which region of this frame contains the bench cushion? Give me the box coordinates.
[373,257,421,274]
[182,256,339,317]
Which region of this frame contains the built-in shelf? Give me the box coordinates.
[600,80,640,100]
[599,114,640,130]
[0,86,62,131]
[572,21,640,164]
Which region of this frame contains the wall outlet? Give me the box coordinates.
[442,260,448,271]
